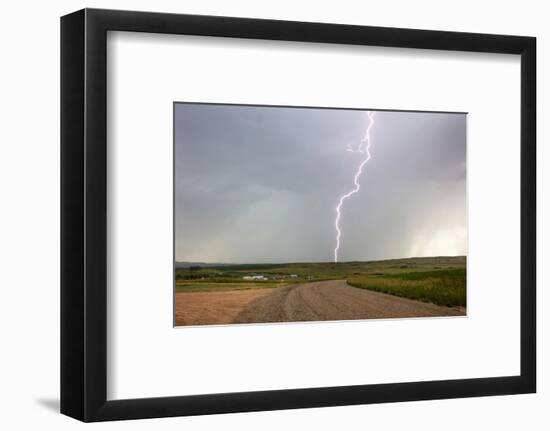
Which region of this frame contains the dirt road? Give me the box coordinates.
[234,280,465,323]
[175,280,465,326]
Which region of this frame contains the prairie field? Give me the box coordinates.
[175,256,466,308]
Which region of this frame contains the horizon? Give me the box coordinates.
[175,254,467,266]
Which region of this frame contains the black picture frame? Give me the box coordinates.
[61,8,536,422]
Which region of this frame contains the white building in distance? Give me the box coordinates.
[243,275,268,281]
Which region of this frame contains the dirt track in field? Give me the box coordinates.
[175,280,465,326]
[175,288,276,326]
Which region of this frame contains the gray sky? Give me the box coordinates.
[175,103,466,263]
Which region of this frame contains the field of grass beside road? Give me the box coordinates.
[175,281,289,293]
[346,268,466,307]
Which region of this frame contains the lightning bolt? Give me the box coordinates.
[334,111,376,263]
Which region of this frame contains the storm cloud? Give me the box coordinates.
[175,103,467,263]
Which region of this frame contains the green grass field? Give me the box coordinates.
[175,281,290,293]
[175,256,466,307]
[346,268,466,307]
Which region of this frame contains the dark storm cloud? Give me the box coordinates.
[175,103,466,263]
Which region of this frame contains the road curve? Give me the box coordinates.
[234,280,465,324]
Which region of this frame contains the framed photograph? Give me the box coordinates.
[61,8,536,422]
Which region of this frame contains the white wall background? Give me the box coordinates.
[0,0,546,429]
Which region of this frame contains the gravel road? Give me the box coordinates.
[233,279,465,324]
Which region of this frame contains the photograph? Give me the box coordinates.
[174,103,467,326]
